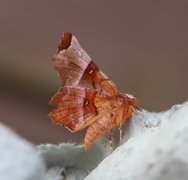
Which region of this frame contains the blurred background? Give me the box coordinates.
[0,0,188,145]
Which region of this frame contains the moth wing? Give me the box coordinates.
[84,105,126,150]
[49,86,108,131]
[52,32,119,96]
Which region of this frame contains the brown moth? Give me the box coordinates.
[49,32,138,150]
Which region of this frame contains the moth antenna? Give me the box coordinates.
[131,106,147,127]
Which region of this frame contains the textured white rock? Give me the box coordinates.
[38,138,109,180]
[0,124,46,180]
[4,102,187,180]
[85,102,188,180]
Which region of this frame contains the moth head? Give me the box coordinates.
[124,93,138,109]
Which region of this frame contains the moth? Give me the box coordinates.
[49,32,138,150]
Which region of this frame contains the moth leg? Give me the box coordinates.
[119,123,123,144]
[108,130,113,152]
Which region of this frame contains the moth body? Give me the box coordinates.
[49,32,138,150]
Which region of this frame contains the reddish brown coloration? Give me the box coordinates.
[49,32,138,150]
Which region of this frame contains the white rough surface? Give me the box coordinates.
[85,102,188,180]
[0,124,46,180]
[3,101,187,180]
[38,139,110,180]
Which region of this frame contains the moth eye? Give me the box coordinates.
[83,98,89,106]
